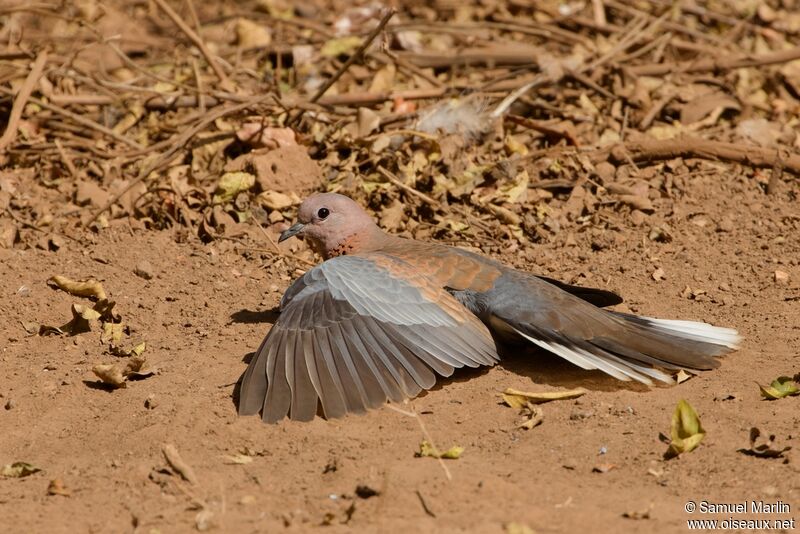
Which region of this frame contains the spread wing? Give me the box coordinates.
[238,254,499,423]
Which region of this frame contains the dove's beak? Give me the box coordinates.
[279,222,305,242]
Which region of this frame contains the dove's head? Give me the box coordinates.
[279,193,384,259]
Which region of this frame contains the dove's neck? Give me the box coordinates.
[321,224,392,260]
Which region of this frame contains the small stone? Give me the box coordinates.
[774,270,790,285]
[134,260,154,280]
[652,267,666,282]
[144,394,158,410]
[268,210,284,223]
[239,495,256,505]
[630,210,647,226]
[716,217,735,233]
[570,409,595,420]
[5,398,15,410]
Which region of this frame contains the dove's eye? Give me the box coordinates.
[317,207,330,219]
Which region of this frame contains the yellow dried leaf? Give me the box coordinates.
[666,399,705,458]
[48,275,107,300]
[92,364,127,388]
[321,36,362,57]
[417,440,464,460]
[759,376,799,400]
[236,18,272,48]
[1,462,41,478]
[502,387,588,407]
[213,172,255,204]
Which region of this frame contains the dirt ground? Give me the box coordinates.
[1,172,798,533]
[2,0,800,533]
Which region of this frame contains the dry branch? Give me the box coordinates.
[0,50,48,153]
[611,136,800,176]
[628,45,800,76]
[151,0,230,86]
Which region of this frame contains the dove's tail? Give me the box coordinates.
[500,299,740,386]
[511,312,740,386]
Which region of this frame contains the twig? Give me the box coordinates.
[310,8,395,104]
[628,45,800,76]
[396,45,540,69]
[151,0,230,86]
[54,138,77,177]
[0,50,48,152]
[592,0,607,27]
[376,165,440,209]
[0,87,143,149]
[610,135,800,176]
[415,490,437,518]
[317,88,447,107]
[386,403,452,481]
[505,115,578,145]
[291,8,395,125]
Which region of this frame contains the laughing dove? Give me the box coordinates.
[239,193,739,423]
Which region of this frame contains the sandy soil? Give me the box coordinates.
[1,169,798,533]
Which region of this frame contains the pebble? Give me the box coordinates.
[134,260,155,280]
[716,217,735,233]
[144,394,158,410]
[774,270,790,285]
[5,398,16,410]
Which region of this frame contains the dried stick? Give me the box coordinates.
[0,87,143,149]
[0,50,48,152]
[629,45,800,76]
[311,9,395,104]
[611,136,800,176]
[376,165,439,208]
[151,0,230,86]
[386,403,452,481]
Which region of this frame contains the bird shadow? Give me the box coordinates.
[494,343,652,393]
[230,307,280,325]
[229,335,655,417]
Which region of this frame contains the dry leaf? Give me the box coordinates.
[162,443,198,484]
[47,478,71,496]
[519,404,544,430]
[321,36,362,57]
[223,454,254,465]
[259,190,296,211]
[123,350,154,378]
[666,399,705,459]
[417,440,464,460]
[592,462,617,473]
[235,18,272,48]
[759,376,799,400]
[235,124,296,149]
[1,462,41,478]
[675,370,694,384]
[502,387,588,408]
[47,275,106,300]
[92,364,126,388]
[101,322,125,345]
[213,172,256,204]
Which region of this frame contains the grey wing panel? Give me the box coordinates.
[239,256,499,422]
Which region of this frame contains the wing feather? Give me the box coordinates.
[238,254,498,422]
